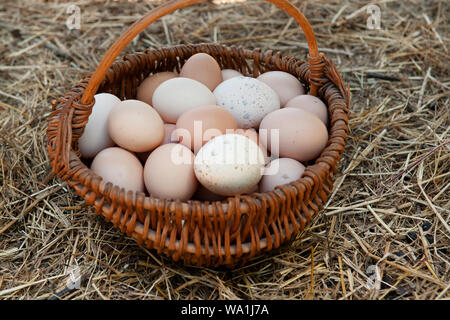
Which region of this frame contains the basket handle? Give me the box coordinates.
[80,0,321,105]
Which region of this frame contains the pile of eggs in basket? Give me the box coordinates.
[79,53,329,201]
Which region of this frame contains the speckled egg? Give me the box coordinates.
[194,134,265,196]
[213,76,280,128]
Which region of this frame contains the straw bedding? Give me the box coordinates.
[0,0,448,299]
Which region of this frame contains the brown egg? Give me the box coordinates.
[259,108,328,162]
[285,94,328,125]
[259,158,305,193]
[136,72,178,106]
[257,71,305,106]
[176,105,238,153]
[144,143,198,201]
[108,100,164,153]
[135,124,178,164]
[91,147,144,192]
[180,53,223,91]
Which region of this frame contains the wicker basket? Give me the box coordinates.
[47,0,350,267]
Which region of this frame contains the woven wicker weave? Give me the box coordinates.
[47,0,350,267]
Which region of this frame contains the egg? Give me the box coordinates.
[152,77,216,123]
[91,147,144,192]
[144,143,197,201]
[213,76,280,128]
[284,94,328,125]
[136,72,178,106]
[180,53,223,91]
[259,158,305,193]
[78,93,121,158]
[259,108,328,162]
[221,69,242,81]
[257,71,305,106]
[107,100,164,153]
[176,105,238,153]
[194,134,265,196]
[136,124,177,163]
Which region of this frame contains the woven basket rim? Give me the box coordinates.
[59,44,346,212]
[47,43,350,266]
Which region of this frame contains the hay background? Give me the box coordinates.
[0,0,448,300]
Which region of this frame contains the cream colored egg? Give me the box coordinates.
[257,71,305,106]
[194,134,265,196]
[221,69,242,81]
[136,72,178,106]
[259,158,305,193]
[107,100,164,153]
[91,147,144,192]
[144,143,198,201]
[78,93,121,158]
[213,76,280,128]
[136,124,178,164]
[152,77,216,123]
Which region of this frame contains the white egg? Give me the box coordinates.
[213,76,280,128]
[194,134,265,196]
[152,77,216,123]
[78,93,121,158]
